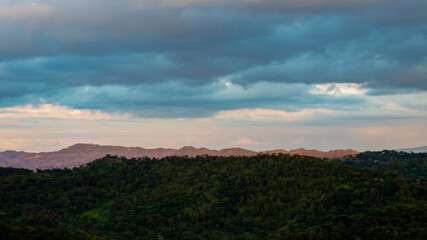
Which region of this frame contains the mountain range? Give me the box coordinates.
[395,146,427,153]
[0,143,358,170]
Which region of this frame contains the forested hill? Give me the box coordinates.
[334,150,427,179]
[1,154,426,239]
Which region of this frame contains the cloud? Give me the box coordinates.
[0,0,426,119]
[0,2,54,21]
[0,104,129,120]
[310,83,368,96]
[214,108,335,122]
[232,137,264,146]
[1,75,426,119]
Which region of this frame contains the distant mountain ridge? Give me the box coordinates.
[0,143,358,170]
[395,146,427,153]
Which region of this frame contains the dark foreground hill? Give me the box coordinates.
[334,150,427,179]
[0,143,358,170]
[0,154,426,239]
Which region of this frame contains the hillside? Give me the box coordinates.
[0,154,425,239]
[264,148,358,159]
[334,150,427,179]
[0,143,357,170]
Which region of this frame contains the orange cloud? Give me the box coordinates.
[0,104,129,120]
[214,108,335,121]
[232,137,264,145]
[0,2,54,20]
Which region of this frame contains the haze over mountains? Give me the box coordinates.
[0,143,358,170]
[396,146,427,153]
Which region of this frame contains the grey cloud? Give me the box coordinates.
[0,0,426,117]
[39,82,369,118]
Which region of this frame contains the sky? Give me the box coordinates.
[0,0,426,152]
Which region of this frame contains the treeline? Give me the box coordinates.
[334,150,426,179]
[0,154,426,239]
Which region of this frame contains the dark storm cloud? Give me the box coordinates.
[0,0,426,117]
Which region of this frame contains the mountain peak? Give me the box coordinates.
[64,143,101,149]
[179,146,197,150]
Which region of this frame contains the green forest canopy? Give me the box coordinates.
[334,150,426,179]
[0,153,426,239]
